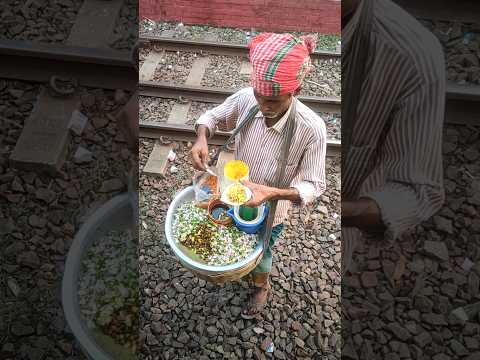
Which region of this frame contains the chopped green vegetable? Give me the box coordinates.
[173,201,258,265]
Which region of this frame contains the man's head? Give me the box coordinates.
[248,33,316,104]
[253,88,300,119]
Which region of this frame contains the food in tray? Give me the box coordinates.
[224,183,249,204]
[173,201,258,265]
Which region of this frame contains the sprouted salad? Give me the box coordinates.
[173,201,258,265]
[225,183,248,204]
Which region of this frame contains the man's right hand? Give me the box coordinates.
[191,136,209,171]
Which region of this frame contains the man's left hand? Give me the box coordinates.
[241,180,276,207]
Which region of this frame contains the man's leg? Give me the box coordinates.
[241,224,284,319]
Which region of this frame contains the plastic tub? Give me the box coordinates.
[227,204,268,234]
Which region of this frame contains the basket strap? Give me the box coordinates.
[209,105,259,166]
[260,99,297,253]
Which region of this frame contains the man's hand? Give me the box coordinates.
[242,180,302,206]
[190,126,210,171]
[342,198,385,231]
[242,180,276,207]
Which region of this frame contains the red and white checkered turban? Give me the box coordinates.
[248,33,317,96]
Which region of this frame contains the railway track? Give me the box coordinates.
[0,39,136,90]
[1,0,136,173]
[139,81,341,114]
[139,35,342,61]
[138,35,341,155]
[139,120,341,156]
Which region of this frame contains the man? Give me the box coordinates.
[191,33,327,318]
[341,0,445,272]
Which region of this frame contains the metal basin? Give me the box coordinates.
[165,186,262,272]
[62,194,134,360]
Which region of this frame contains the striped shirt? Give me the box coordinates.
[195,87,327,226]
[342,0,445,269]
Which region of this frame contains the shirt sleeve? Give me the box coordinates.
[363,78,445,241]
[292,125,327,206]
[195,91,242,138]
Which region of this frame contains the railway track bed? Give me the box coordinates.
[140,36,341,98]
[138,36,341,156]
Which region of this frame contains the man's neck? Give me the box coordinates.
[265,98,292,128]
[265,112,286,128]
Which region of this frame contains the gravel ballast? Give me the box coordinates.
[343,123,480,359]
[140,20,341,51]
[421,20,480,85]
[109,0,138,51]
[0,0,82,43]
[0,80,135,359]
[142,48,340,98]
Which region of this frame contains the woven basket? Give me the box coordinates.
[165,186,264,284]
[180,252,262,284]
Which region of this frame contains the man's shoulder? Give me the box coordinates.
[231,87,255,101]
[295,100,327,141]
[227,87,256,111]
[373,0,443,74]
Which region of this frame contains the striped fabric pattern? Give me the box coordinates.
[249,33,313,96]
[195,87,327,225]
[342,0,446,271]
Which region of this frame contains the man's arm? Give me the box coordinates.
[243,124,327,207]
[344,78,445,240]
[242,181,301,207]
[191,125,210,170]
[194,90,242,138]
[191,91,244,170]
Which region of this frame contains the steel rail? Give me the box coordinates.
[0,39,137,90]
[139,121,341,156]
[139,35,341,60]
[139,81,341,114]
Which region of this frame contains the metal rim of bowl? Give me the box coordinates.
[165,186,262,272]
[62,194,132,360]
[207,199,233,226]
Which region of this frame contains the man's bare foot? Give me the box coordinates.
[241,286,269,319]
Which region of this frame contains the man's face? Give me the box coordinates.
[253,90,292,120]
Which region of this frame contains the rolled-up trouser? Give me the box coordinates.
[251,223,284,274]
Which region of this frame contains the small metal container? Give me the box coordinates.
[207,198,232,226]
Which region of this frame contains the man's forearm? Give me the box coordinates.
[342,198,385,231]
[271,187,301,203]
[196,124,210,140]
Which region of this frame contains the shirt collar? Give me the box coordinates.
[255,98,294,133]
[342,2,362,53]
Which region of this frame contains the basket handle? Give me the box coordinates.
[260,99,297,253]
